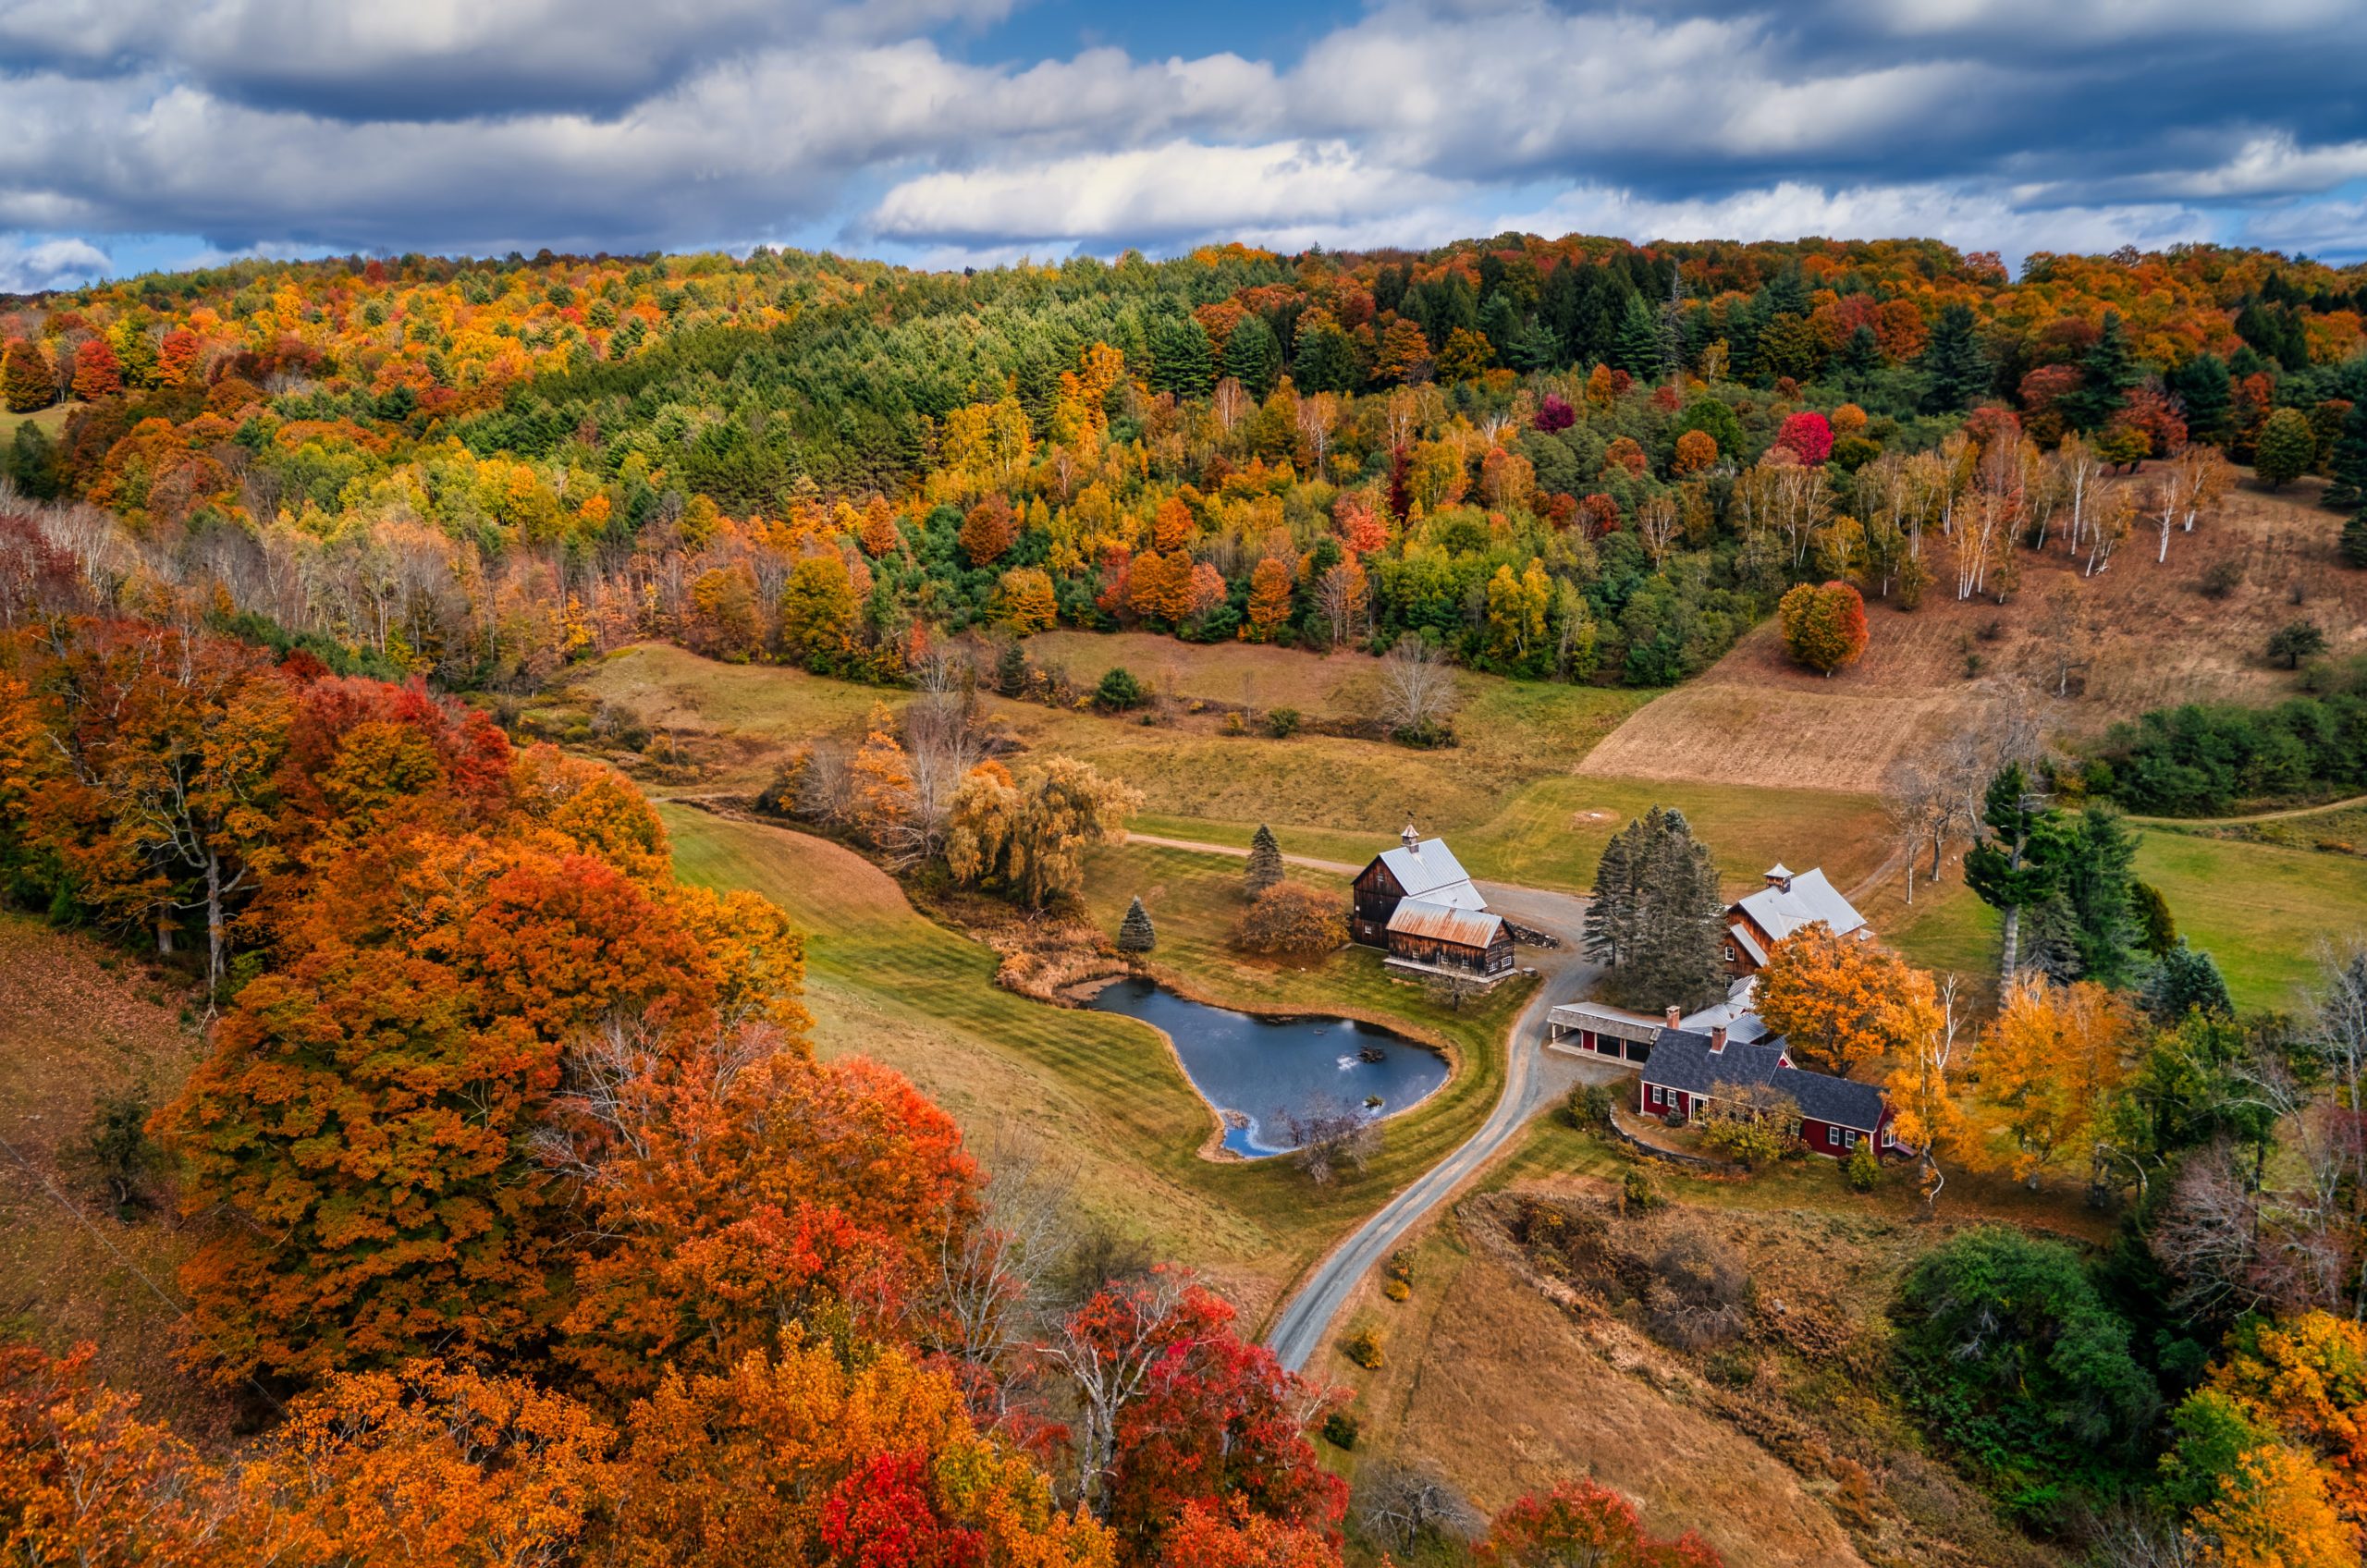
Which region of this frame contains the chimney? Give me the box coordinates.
[1664,1005,1681,1029]
[1402,822,1421,855]
[1711,1024,1727,1054]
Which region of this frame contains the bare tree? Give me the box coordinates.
[1880,755,1947,904]
[1423,968,1486,1012]
[1036,1269,1208,1514]
[1355,1461,1482,1556]
[2031,582,2100,698]
[1376,633,1458,740]
[1635,492,1680,567]
[1278,1096,1382,1185]
[911,1129,1078,1428]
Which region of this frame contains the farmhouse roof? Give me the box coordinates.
[1732,866,1866,945]
[1386,899,1502,949]
[1376,838,1482,904]
[1680,977,1772,1045]
[1644,1032,1886,1132]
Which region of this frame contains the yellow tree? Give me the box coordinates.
[2189,1445,2358,1568]
[1883,969,1966,1219]
[996,567,1058,633]
[1972,977,2131,1190]
[849,705,921,862]
[1755,922,1919,1080]
[1245,557,1292,640]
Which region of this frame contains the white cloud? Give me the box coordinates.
[870,141,1461,246]
[0,236,111,291]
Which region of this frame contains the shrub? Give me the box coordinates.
[1343,1326,1385,1369]
[1094,666,1147,708]
[1564,1081,1612,1127]
[1235,882,1345,960]
[2268,619,2327,669]
[1644,1228,1751,1350]
[1264,706,1301,738]
[1320,1412,1360,1450]
[1383,1278,1411,1302]
[1845,1142,1880,1193]
[1621,1167,1661,1215]
[1385,1249,1415,1288]
[2197,558,2245,599]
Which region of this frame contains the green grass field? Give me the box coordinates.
[0,400,77,442]
[660,804,1528,1317]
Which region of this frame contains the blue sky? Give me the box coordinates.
[0,0,2361,291]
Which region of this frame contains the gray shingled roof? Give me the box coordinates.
[1642,1031,1886,1132]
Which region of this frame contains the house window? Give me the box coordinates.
[1650,1085,1664,1107]
[1723,942,1736,962]
[1827,1126,1843,1148]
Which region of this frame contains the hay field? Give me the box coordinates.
[1585,475,2365,794]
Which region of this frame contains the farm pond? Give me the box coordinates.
[1083,976,1448,1158]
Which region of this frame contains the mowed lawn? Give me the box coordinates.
[659,804,1528,1321]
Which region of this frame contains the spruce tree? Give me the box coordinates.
[1964,764,2068,981]
[1624,808,1726,1012]
[1583,821,1637,968]
[2165,352,2233,446]
[1917,302,1988,413]
[1117,896,1156,954]
[2022,894,2084,984]
[2324,396,2367,512]
[1148,314,1215,399]
[2059,310,2140,433]
[1221,315,1284,399]
[1838,324,1883,387]
[2144,938,2232,1022]
[2133,880,2177,957]
[2063,805,2141,988]
[1611,293,1662,378]
[1245,824,1283,900]
[2253,407,2316,489]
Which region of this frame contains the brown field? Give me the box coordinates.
[0,915,233,1439]
[1585,474,2366,793]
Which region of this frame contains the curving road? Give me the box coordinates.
[1263,879,1618,1373]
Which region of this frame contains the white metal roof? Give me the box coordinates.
[1681,976,1772,1044]
[1733,866,1865,945]
[1376,839,1479,902]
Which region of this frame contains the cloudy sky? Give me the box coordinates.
[0,0,2361,290]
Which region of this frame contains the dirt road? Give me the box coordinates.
[1263,880,1620,1373]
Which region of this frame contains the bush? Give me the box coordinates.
[1235,882,1346,960]
[2197,558,2245,600]
[1320,1412,1360,1451]
[1094,666,1147,709]
[1264,706,1301,738]
[1383,1278,1411,1302]
[1343,1326,1385,1369]
[1564,1081,1612,1127]
[1845,1142,1880,1193]
[1621,1167,1661,1215]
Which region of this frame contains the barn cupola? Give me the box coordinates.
[1764,863,1795,892]
[1402,822,1421,855]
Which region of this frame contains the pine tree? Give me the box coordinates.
[1838,324,1883,386]
[2166,352,2233,445]
[2133,880,2177,957]
[2060,311,2139,433]
[1964,764,2068,981]
[2254,408,2317,489]
[1118,895,1156,954]
[1610,293,1662,378]
[2021,893,2084,983]
[1245,824,1283,900]
[1149,314,1215,399]
[1221,316,1283,399]
[2322,396,2367,511]
[2063,805,2142,988]
[2342,510,2367,570]
[1582,823,1637,967]
[2144,938,2232,1021]
[1917,303,1987,414]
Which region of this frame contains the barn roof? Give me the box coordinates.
[1732,867,1866,945]
[1374,839,1479,902]
[1386,899,1503,949]
[1643,1032,1886,1132]
[1680,977,1772,1045]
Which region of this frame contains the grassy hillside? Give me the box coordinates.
[661,805,1528,1319]
[0,914,231,1439]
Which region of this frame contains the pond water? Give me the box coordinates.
[1084,976,1449,1158]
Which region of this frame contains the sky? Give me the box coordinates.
[0,0,2361,292]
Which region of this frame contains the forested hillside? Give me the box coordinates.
[4,235,2363,699]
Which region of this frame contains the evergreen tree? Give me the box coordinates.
[1220,315,1284,399]
[1117,895,1156,954]
[1588,807,1723,1011]
[2063,805,2142,988]
[1610,293,1662,378]
[1964,763,2068,981]
[1245,824,1283,900]
[2144,939,2233,1022]
[2060,311,2139,433]
[1,339,51,412]
[2252,407,2316,489]
[1917,303,1988,413]
[2342,510,2367,570]
[2133,880,2177,957]
[2022,893,2085,984]
[1838,324,1883,387]
[1582,823,1637,968]
[2165,352,2234,446]
[1148,314,1215,399]
[2323,395,2367,512]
